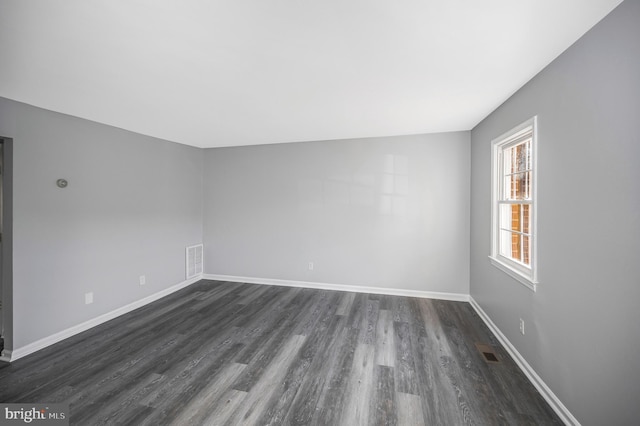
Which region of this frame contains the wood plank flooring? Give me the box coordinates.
[0,280,562,425]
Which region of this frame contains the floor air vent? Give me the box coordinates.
[475,343,500,363]
[186,244,203,279]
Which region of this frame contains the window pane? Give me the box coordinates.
[500,230,529,262]
[505,140,531,173]
[499,230,532,266]
[499,230,521,262]
[522,204,530,234]
[499,203,511,230]
[499,204,519,232]
[511,204,521,233]
[516,140,531,172]
[505,171,531,200]
[499,203,531,234]
[499,230,513,259]
[513,232,522,263]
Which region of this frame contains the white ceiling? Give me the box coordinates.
[0,0,623,148]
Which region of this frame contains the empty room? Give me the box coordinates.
[0,0,639,425]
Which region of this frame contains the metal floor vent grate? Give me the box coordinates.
[475,343,500,363]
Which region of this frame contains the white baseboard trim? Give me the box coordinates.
[10,275,203,362]
[203,274,469,302]
[469,296,579,426]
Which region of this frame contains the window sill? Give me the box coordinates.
[489,256,537,292]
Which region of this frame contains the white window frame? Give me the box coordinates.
[489,116,538,291]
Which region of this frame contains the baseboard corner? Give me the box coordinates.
[10,275,203,362]
[0,349,12,363]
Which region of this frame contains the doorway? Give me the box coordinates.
[0,141,3,347]
[0,137,12,361]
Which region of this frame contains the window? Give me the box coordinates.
[490,117,538,290]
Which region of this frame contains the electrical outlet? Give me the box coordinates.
[139,275,146,286]
[308,262,314,271]
[519,318,525,335]
[85,292,94,305]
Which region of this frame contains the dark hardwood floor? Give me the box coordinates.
[0,280,562,425]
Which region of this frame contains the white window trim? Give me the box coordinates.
[489,116,538,292]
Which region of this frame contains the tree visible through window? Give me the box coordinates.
[490,117,538,289]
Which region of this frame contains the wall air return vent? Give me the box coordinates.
[186,244,203,279]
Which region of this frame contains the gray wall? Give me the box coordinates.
[470,1,640,424]
[203,132,470,295]
[0,97,203,350]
